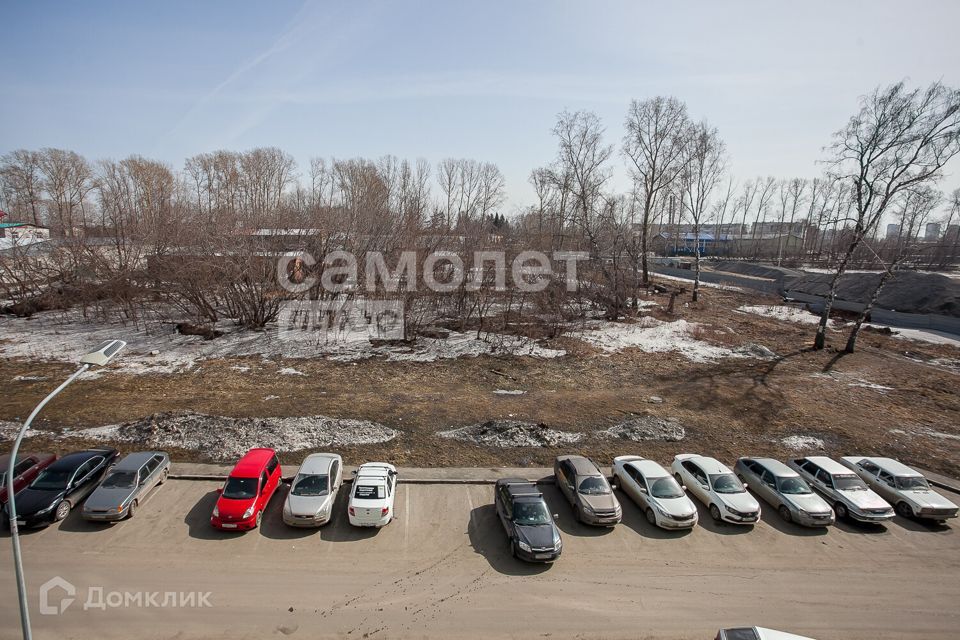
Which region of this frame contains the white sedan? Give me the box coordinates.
[671,454,760,525]
[612,455,698,529]
[347,462,398,527]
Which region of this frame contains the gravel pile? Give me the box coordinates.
[69,411,398,461]
[437,420,583,447]
[597,416,686,442]
[789,271,960,317]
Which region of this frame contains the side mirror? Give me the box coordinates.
[743,483,749,489]
[610,484,618,491]
[553,513,560,519]
[216,487,223,494]
[352,470,358,475]
[639,487,648,494]
[681,485,687,491]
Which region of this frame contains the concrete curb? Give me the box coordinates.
[169,474,562,485]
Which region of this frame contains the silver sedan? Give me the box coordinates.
[82,451,170,521]
[735,457,834,527]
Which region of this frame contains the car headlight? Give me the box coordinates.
[553,531,562,548]
[581,503,595,514]
[517,540,532,552]
[317,505,329,517]
[212,505,219,518]
[243,505,255,519]
[37,502,57,515]
[282,502,291,516]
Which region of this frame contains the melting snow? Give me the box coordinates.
[571,318,747,363]
[781,435,826,450]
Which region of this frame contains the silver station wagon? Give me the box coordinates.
[788,456,893,523]
[82,451,170,521]
[840,456,959,522]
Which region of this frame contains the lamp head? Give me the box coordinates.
[79,340,127,367]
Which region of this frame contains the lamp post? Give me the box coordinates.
[7,340,126,640]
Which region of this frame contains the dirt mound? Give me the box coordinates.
[437,420,583,447]
[789,271,960,317]
[598,416,686,442]
[69,411,398,461]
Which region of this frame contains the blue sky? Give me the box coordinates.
[3,0,959,209]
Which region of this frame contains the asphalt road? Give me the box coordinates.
[1,475,958,640]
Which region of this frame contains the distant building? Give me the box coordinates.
[924,222,942,241]
[886,223,901,239]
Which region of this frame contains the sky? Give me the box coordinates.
[3,0,960,213]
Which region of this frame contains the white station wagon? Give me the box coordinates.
[348,462,398,527]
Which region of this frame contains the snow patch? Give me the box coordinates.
[571,318,747,363]
[780,435,825,450]
[597,416,686,442]
[438,420,582,448]
[493,389,527,396]
[278,367,305,376]
[65,411,398,461]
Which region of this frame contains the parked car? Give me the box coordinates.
[788,456,894,523]
[3,448,118,528]
[494,478,562,562]
[348,462,397,527]
[671,454,760,524]
[839,456,959,522]
[554,455,621,526]
[734,457,834,527]
[82,452,170,521]
[0,452,57,505]
[211,448,282,531]
[612,455,697,529]
[283,453,343,527]
[716,627,817,639]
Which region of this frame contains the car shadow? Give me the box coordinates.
[690,499,754,536]
[756,502,829,537]
[540,485,613,537]
[614,490,693,540]
[833,517,889,535]
[184,490,236,541]
[467,504,552,576]
[319,487,380,542]
[892,515,953,534]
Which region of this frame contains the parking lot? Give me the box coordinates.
[1,472,959,640]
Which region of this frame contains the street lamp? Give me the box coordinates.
[7,340,126,640]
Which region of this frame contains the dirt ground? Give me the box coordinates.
[2,285,959,476]
[2,478,958,640]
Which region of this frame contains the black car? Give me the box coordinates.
[494,478,562,563]
[4,448,119,528]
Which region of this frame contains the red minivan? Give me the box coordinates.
[211,448,282,530]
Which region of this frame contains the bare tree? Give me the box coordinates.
[813,81,960,350]
[622,97,690,283]
[0,150,45,226]
[677,120,726,301]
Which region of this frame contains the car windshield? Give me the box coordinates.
[895,476,930,490]
[292,473,329,496]
[354,484,385,499]
[222,477,258,500]
[709,473,744,494]
[648,476,685,499]
[777,476,812,495]
[834,474,867,491]
[513,501,551,526]
[31,469,71,490]
[578,475,610,495]
[101,471,137,489]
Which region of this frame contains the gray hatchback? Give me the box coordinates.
[82,451,170,521]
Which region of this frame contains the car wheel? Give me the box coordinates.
[709,504,722,522]
[896,502,914,518]
[778,505,792,523]
[127,500,137,519]
[834,502,848,520]
[255,511,263,528]
[158,469,169,485]
[645,508,657,526]
[54,501,71,522]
